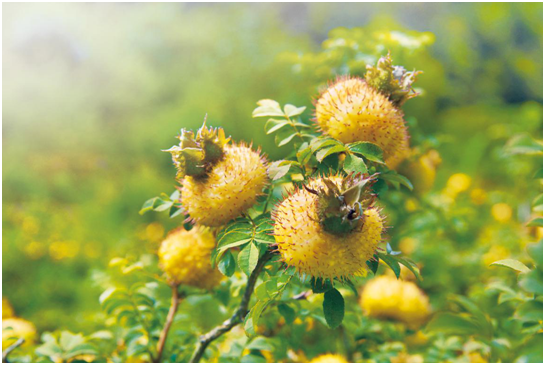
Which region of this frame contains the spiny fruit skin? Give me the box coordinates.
[158,226,222,289]
[2,318,36,350]
[273,176,384,280]
[314,77,410,168]
[360,276,431,328]
[311,354,348,363]
[181,143,268,227]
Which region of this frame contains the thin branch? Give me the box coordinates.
[2,338,25,363]
[154,285,182,363]
[189,251,274,363]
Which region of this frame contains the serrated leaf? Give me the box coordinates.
[323,288,344,329]
[490,259,531,273]
[515,300,543,322]
[396,257,423,281]
[519,270,543,294]
[347,142,384,163]
[238,243,260,276]
[381,171,414,191]
[268,160,293,180]
[139,197,173,215]
[296,143,313,165]
[310,137,341,152]
[378,252,401,278]
[253,100,284,117]
[316,145,347,162]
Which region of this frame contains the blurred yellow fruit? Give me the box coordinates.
[314,77,410,168]
[2,298,15,319]
[399,237,419,255]
[273,176,383,279]
[391,352,424,363]
[182,143,268,226]
[2,318,37,350]
[311,353,348,363]
[405,331,429,347]
[467,352,488,363]
[491,203,513,223]
[405,150,442,194]
[445,173,472,197]
[482,245,510,266]
[360,276,431,328]
[158,226,222,289]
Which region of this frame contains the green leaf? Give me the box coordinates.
[238,243,260,276]
[504,134,543,155]
[519,270,543,294]
[323,288,344,329]
[396,257,423,281]
[366,255,379,274]
[247,336,276,351]
[275,132,298,147]
[268,160,299,180]
[380,171,414,191]
[490,259,531,273]
[310,137,341,152]
[532,194,543,212]
[347,142,384,163]
[296,143,313,165]
[252,99,284,117]
[284,104,307,118]
[139,197,173,215]
[277,303,296,324]
[343,153,368,174]
[534,168,543,179]
[527,240,543,267]
[218,250,236,277]
[377,252,401,278]
[316,145,347,162]
[515,300,543,322]
[265,119,291,135]
[527,218,543,227]
[426,313,480,336]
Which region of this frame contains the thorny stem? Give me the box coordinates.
[188,251,274,363]
[2,338,25,363]
[154,285,182,363]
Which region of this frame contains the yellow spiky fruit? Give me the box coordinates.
[315,77,410,168]
[2,298,14,319]
[2,318,37,349]
[181,143,268,227]
[311,354,348,363]
[359,276,430,328]
[158,226,222,289]
[273,176,384,280]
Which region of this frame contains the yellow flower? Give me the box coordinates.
[158,227,222,289]
[273,175,384,280]
[311,353,348,363]
[491,203,512,223]
[360,276,430,328]
[2,318,37,350]
[445,173,471,197]
[181,143,268,226]
[314,77,410,168]
[2,298,14,319]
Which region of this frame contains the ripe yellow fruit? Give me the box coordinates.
[314,77,410,168]
[273,176,384,280]
[360,276,430,328]
[445,173,471,197]
[181,143,268,227]
[311,354,348,363]
[491,203,512,223]
[2,318,37,350]
[158,227,222,289]
[2,298,14,319]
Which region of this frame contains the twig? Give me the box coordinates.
[2,338,25,363]
[189,251,274,363]
[154,285,182,363]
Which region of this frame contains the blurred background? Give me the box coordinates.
[2,2,542,334]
